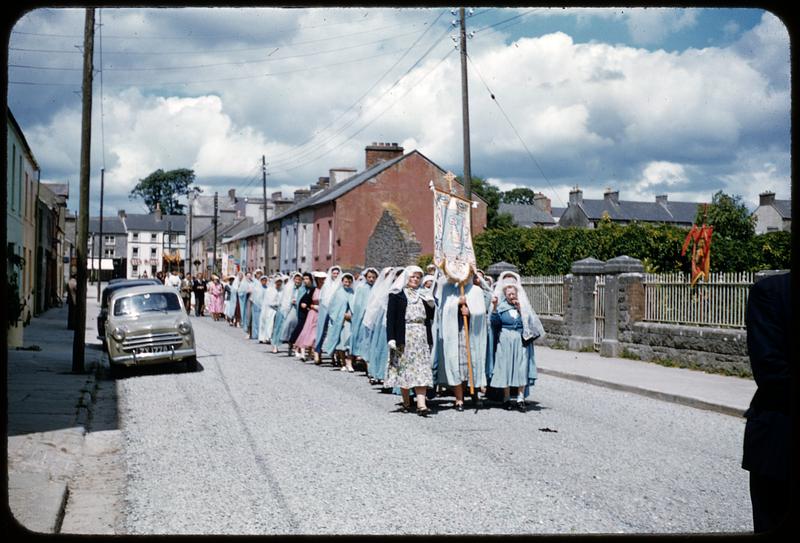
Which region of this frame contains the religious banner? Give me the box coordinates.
[431,172,476,285]
[681,221,713,287]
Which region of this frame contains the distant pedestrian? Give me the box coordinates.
[165,269,182,290]
[192,273,207,316]
[277,272,306,354]
[313,265,342,364]
[180,273,193,314]
[349,267,379,369]
[742,272,792,533]
[208,275,224,321]
[293,272,326,361]
[66,274,78,330]
[322,273,356,371]
[384,265,436,416]
[258,276,283,344]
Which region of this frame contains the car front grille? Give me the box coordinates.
[121,331,184,353]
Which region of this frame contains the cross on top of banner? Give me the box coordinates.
[443,171,457,193]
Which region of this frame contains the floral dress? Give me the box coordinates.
[384,289,433,389]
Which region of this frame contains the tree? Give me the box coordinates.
[501,187,538,205]
[696,190,756,240]
[456,175,509,230]
[129,168,199,215]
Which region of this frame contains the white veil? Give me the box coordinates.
[493,271,545,341]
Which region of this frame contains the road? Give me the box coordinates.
[113,312,752,535]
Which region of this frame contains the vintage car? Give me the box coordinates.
[97,278,163,341]
[105,285,197,373]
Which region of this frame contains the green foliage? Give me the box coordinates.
[474,221,790,275]
[696,190,756,241]
[457,175,507,229]
[501,187,538,205]
[417,253,433,269]
[129,168,199,215]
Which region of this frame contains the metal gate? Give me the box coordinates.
[593,275,605,350]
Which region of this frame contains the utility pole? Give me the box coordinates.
[212,191,218,276]
[72,7,94,373]
[262,155,269,273]
[97,168,104,301]
[459,6,472,200]
[168,220,172,273]
[187,191,193,275]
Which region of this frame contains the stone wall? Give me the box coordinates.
[537,255,759,377]
[364,209,421,270]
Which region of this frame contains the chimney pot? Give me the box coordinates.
[604,189,619,205]
[656,194,668,206]
[759,191,776,207]
[569,187,583,205]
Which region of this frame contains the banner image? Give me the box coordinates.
[432,174,476,285]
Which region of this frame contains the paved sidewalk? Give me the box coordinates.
[6,288,110,535]
[535,346,756,417]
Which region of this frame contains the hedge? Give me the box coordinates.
[473,222,791,275]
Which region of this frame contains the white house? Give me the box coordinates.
[752,191,791,234]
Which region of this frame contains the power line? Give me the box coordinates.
[267,23,452,170]
[465,51,567,209]
[264,9,448,166]
[270,46,456,175]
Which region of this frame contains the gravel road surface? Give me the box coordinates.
[117,314,752,535]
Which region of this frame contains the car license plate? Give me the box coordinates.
[136,345,166,354]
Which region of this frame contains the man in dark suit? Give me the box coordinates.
[742,271,793,533]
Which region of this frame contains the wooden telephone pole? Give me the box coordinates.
[262,155,269,273]
[72,8,94,373]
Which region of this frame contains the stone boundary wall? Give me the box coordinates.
[509,256,779,378]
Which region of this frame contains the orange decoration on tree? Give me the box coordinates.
[681,204,713,287]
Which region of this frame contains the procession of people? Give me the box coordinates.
[164,262,544,416]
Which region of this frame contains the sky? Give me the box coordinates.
[6,6,792,217]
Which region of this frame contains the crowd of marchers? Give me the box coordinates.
[157,264,545,416]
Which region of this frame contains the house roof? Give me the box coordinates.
[125,214,186,232]
[193,217,249,242]
[773,200,792,219]
[575,199,701,224]
[498,202,556,226]
[89,216,127,234]
[271,153,409,223]
[225,221,267,243]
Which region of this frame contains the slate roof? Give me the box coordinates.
[125,214,186,232]
[773,199,792,219]
[193,217,249,242]
[498,203,556,226]
[574,199,701,224]
[89,216,127,234]
[222,219,262,243]
[270,153,408,223]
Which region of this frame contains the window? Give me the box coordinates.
[132,264,138,275]
[132,232,139,241]
[328,220,333,255]
[151,247,157,257]
[105,235,115,245]
[132,247,139,256]
[114,292,181,316]
[104,248,115,258]
[315,224,320,259]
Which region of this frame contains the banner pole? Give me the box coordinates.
[460,282,475,396]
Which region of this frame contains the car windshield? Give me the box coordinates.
[114,292,182,316]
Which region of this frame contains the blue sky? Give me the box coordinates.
[6,7,791,216]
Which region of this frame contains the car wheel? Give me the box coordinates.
[185,356,198,372]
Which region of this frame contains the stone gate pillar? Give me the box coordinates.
[601,255,644,357]
[567,257,604,351]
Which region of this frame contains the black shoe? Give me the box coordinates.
[417,407,430,417]
[516,400,526,412]
[503,400,514,411]
[454,403,464,412]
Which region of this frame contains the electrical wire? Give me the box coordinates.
[264,9,448,166]
[266,22,452,170]
[465,51,567,209]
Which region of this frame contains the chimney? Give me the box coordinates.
[533,192,552,214]
[294,188,311,202]
[155,201,163,221]
[317,176,330,189]
[604,188,619,205]
[759,191,775,207]
[117,209,126,219]
[271,191,283,200]
[569,187,583,205]
[365,141,404,170]
[228,188,236,201]
[655,194,668,206]
[329,167,357,185]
